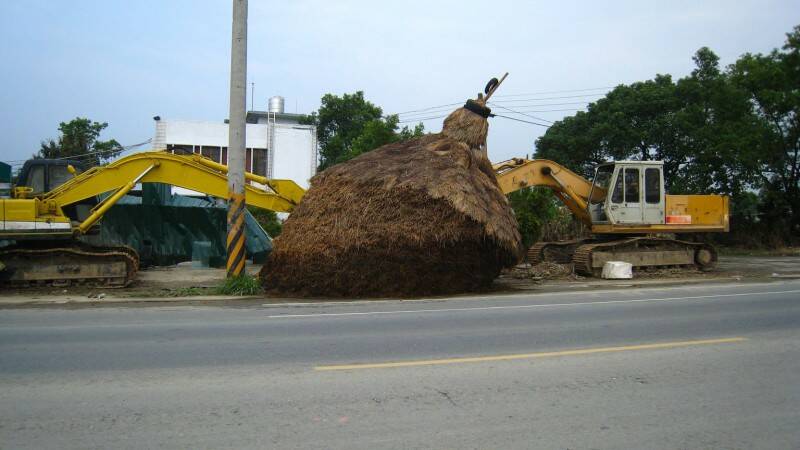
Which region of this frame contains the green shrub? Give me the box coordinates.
[216,274,262,296]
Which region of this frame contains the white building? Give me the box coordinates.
[151,96,318,189]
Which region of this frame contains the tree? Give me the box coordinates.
[248,206,282,237]
[507,187,559,248]
[535,75,682,179]
[533,26,800,245]
[35,118,123,167]
[301,91,424,170]
[728,25,800,238]
[536,48,765,199]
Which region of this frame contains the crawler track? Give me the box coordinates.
[527,239,590,264]
[571,237,717,276]
[0,243,139,288]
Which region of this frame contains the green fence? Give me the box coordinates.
[92,188,273,267]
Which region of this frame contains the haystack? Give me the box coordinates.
[260,96,523,297]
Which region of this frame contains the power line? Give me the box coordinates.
[391,86,616,123]
[393,101,463,116]
[493,86,615,98]
[493,114,550,127]
[399,95,681,119]
[488,101,553,124]
[493,108,584,113]
[394,94,606,119]
[487,100,590,108]
[490,92,607,103]
[396,100,592,120]
[398,114,448,124]
[396,106,462,119]
[4,138,152,164]
[399,112,552,127]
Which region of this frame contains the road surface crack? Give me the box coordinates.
[433,388,458,407]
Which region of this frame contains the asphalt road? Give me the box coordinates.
[1,280,799,449]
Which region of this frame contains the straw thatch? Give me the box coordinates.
[260,101,524,297]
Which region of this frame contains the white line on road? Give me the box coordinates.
[267,289,800,319]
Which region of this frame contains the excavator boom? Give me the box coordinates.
[494,158,602,226]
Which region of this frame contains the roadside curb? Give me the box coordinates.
[2,274,796,308]
[0,294,263,306]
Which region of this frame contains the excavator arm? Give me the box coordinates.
[33,151,305,235]
[493,158,602,226]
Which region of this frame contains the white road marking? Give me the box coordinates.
[261,279,800,308]
[267,289,800,319]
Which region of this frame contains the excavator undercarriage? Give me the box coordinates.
[528,237,717,276]
[0,242,139,288]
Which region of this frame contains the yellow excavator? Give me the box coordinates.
[0,151,305,287]
[494,158,729,276]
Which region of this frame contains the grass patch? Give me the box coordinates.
[164,286,214,297]
[169,287,208,297]
[216,274,263,296]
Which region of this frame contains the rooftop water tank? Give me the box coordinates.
[268,96,285,114]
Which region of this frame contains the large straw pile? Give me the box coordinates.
[260,100,523,297]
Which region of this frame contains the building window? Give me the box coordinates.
[167,144,193,155]
[201,146,221,163]
[252,148,267,176]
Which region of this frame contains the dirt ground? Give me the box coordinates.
[1,254,799,302]
[0,262,262,300]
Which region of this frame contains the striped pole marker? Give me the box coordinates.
[227,192,247,277]
[226,0,247,278]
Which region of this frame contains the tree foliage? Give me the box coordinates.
[535,25,800,244]
[728,25,800,238]
[36,118,123,168]
[301,91,424,170]
[507,187,559,248]
[248,206,282,238]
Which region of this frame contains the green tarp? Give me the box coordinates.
[0,162,10,198]
[92,189,273,267]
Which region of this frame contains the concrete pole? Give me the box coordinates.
[227,0,248,278]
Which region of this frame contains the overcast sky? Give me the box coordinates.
[1,0,797,167]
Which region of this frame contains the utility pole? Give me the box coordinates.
[227,0,247,278]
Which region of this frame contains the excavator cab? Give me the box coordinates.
[16,159,85,196]
[14,159,95,223]
[589,161,665,226]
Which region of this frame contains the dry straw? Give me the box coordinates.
[261,79,522,297]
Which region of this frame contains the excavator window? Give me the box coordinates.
[591,165,614,205]
[624,168,640,203]
[27,164,45,194]
[645,168,660,203]
[49,165,74,190]
[611,171,624,203]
